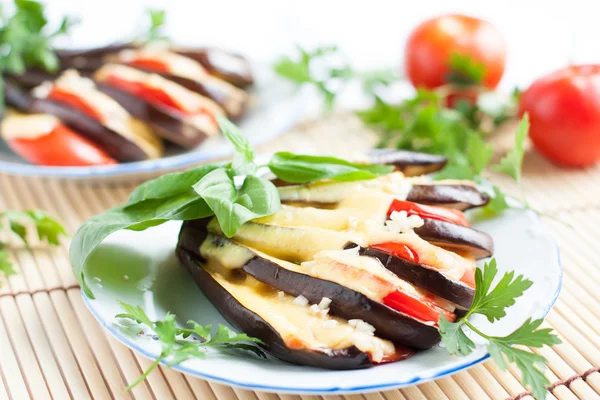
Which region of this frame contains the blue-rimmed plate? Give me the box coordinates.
[81,209,561,394]
[0,67,304,181]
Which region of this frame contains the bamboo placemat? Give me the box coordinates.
[0,113,599,400]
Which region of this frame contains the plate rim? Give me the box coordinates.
[81,211,562,394]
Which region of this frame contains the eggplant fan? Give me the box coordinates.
[176,155,494,369]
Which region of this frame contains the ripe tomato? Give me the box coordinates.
[404,14,507,90]
[9,124,117,166]
[520,65,600,167]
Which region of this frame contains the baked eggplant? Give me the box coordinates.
[365,149,447,176]
[178,247,410,368]
[5,81,150,162]
[96,82,209,148]
[94,64,224,139]
[114,48,249,119]
[276,172,489,212]
[414,219,493,259]
[179,224,441,349]
[407,184,489,211]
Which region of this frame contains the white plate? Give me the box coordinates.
[0,66,304,181]
[81,209,561,394]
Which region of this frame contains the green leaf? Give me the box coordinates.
[480,185,512,216]
[446,52,486,86]
[127,164,220,205]
[1,209,66,246]
[491,318,561,348]
[217,115,255,175]
[145,8,167,42]
[471,258,533,323]
[193,169,281,237]
[488,341,551,400]
[116,301,154,327]
[438,313,476,356]
[493,114,529,182]
[268,152,393,184]
[466,132,493,175]
[0,249,17,280]
[70,193,213,295]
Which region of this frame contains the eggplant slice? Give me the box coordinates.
[407,184,489,211]
[177,249,374,369]
[5,82,148,162]
[414,219,494,259]
[366,149,447,176]
[179,224,441,350]
[96,82,209,148]
[351,244,475,310]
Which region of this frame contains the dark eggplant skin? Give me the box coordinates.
[414,219,494,259]
[96,82,209,148]
[177,247,374,370]
[176,47,254,88]
[179,223,441,350]
[407,184,489,211]
[351,244,475,310]
[56,44,254,88]
[5,81,147,162]
[366,149,447,176]
[6,69,62,90]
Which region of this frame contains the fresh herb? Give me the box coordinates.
[70,118,385,297]
[267,152,393,184]
[0,209,66,283]
[115,301,265,391]
[439,259,561,399]
[446,52,486,86]
[0,0,76,112]
[141,8,167,43]
[274,45,399,111]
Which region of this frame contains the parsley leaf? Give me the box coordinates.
[446,53,485,86]
[267,152,394,184]
[438,259,561,399]
[480,185,512,216]
[493,114,530,182]
[0,250,17,280]
[146,8,166,42]
[115,301,265,391]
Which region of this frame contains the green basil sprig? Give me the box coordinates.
[70,118,392,298]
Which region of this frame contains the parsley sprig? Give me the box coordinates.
[115,301,265,391]
[0,209,66,282]
[439,259,561,399]
[0,0,76,113]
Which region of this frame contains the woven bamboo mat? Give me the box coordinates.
[0,113,599,400]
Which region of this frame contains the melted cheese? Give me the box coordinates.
[211,272,395,361]
[1,112,59,140]
[277,172,411,204]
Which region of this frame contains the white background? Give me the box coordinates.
[38,0,600,92]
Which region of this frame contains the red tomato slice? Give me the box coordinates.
[8,124,117,166]
[388,199,470,227]
[126,58,170,73]
[48,88,103,121]
[383,290,455,324]
[106,74,183,112]
[369,242,420,263]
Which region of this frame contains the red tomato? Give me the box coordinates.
[9,124,117,166]
[369,242,420,263]
[520,65,600,167]
[405,14,506,90]
[388,199,470,227]
[48,88,103,121]
[382,290,454,323]
[126,58,170,73]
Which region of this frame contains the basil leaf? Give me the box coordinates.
[217,115,255,175]
[193,169,280,237]
[70,192,212,295]
[267,152,394,184]
[127,164,221,205]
